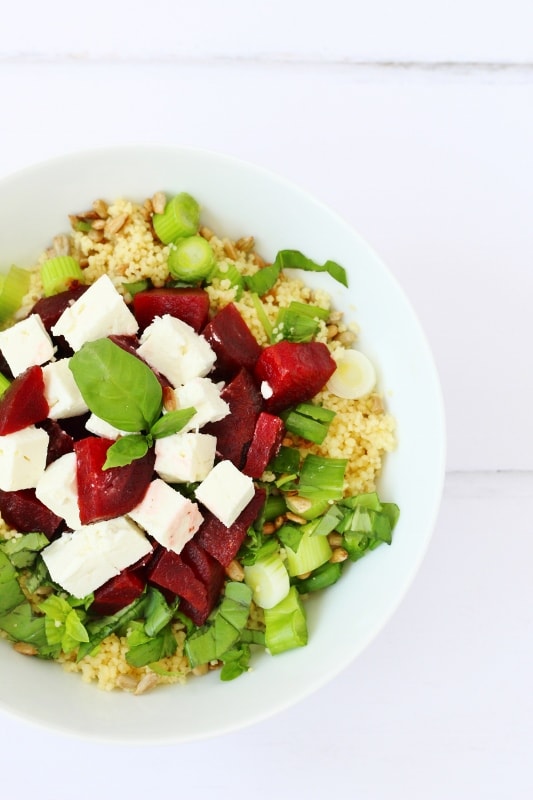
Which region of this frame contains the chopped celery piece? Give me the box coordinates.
[41,255,84,297]
[284,526,332,577]
[0,265,30,322]
[264,586,308,655]
[167,235,215,282]
[294,561,343,594]
[152,192,200,244]
[0,372,10,398]
[244,551,290,609]
[282,403,336,445]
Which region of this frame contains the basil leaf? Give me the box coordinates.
[69,338,163,431]
[150,407,196,439]
[273,250,348,287]
[103,434,150,469]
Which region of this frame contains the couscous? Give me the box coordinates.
[0,192,397,693]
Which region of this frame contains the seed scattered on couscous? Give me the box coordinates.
[0,192,396,694]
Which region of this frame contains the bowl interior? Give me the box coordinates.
[0,145,446,743]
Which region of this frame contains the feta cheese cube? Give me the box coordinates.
[172,377,229,431]
[0,314,55,377]
[155,432,216,483]
[85,413,132,440]
[51,274,138,351]
[42,358,89,419]
[128,478,203,555]
[41,516,153,597]
[0,425,49,491]
[35,452,81,530]
[137,315,216,387]
[195,460,255,527]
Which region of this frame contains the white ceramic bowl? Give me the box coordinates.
[0,145,445,743]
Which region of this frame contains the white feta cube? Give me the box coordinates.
[41,516,153,597]
[128,478,203,555]
[35,452,81,530]
[0,314,55,377]
[195,460,255,527]
[51,274,138,351]
[155,432,216,483]
[42,358,89,419]
[137,315,216,387]
[0,425,49,491]
[172,377,229,431]
[85,413,133,440]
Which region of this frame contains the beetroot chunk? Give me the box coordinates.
[0,488,63,539]
[202,302,262,381]
[38,419,74,465]
[31,285,88,334]
[254,341,336,413]
[147,547,208,621]
[204,368,263,469]
[90,568,146,616]
[74,437,155,524]
[133,287,210,333]
[180,539,226,625]
[243,412,285,479]
[0,366,49,435]
[195,487,266,567]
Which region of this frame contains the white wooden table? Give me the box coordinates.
[1,3,532,797]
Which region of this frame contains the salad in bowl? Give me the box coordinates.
[0,147,444,742]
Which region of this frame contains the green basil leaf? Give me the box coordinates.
[69,338,163,431]
[273,250,348,287]
[150,407,196,439]
[103,434,150,469]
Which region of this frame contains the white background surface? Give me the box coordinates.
[1,2,532,797]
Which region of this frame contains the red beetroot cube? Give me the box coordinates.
[0,488,63,539]
[38,419,74,465]
[90,568,145,616]
[180,539,226,625]
[254,340,336,413]
[31,285,88,334]
[74,437,155,524]
[0,365,49,435]
[204,368,263,469]
[202,302,262,380]
[133,287,210,333]
[147,547,208,620]
[243,412,285,478]
[195,487,266,566]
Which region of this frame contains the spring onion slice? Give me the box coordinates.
[152,192,200,244]
[264,586,308,655]
[327,349,377,400]
[249,292,273,341]
[244,551,290,609]
[281,403,336,444]
[0,372,10,398]
[284,526,332,577]
[0,265,31,322]
[167,235,215,283]
[41,256,84,297]
[298,454,347,500]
